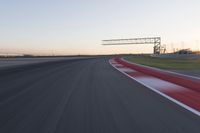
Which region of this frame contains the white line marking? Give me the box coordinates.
[137,77,186,92]
[117,67,136,73]
[112,64,124,67]
[109,60,200,117]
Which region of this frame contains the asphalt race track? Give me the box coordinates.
[0,58,200,133]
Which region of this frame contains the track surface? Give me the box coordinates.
[0,58,200,133]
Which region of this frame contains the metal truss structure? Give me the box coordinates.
[102,37,161,54]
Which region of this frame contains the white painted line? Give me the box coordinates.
[115,64,124,67]
[137,77,186,92]
[110,61,117,64]
[109,60,200,117]
[117,67,136,73]
[113,64,124,67]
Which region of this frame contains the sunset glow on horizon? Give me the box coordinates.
[0,0,200,55]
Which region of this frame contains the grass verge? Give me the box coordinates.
[124,55,200,70]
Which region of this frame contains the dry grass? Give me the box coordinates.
[125,56,200,70]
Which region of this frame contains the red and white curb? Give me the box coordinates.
[110,58,200,117]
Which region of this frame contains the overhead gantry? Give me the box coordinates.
[102,37,161,54]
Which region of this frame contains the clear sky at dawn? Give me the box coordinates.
[0,0,200,55]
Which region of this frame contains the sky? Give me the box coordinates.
[0,0,200,55]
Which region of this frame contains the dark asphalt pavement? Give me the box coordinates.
[0,58,200,133]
